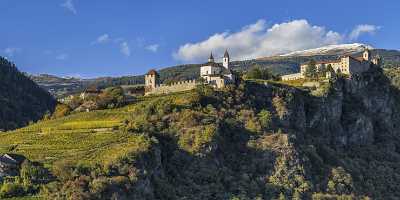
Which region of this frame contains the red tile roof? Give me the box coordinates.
[147,69,158,75]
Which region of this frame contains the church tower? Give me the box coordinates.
[208,52,214,63]
[363,49,370,61]
[223,49,230,69]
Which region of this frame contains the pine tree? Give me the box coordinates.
[304,60,317,80]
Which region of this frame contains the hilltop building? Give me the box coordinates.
[281,48,381,81]
[200,50,235,88]
[145,50,235,95]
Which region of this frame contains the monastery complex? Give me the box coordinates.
[281,48,382,81]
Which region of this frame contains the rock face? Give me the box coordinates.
[42,67,400,199]
[299,67,396,147]
[239,67,400,198]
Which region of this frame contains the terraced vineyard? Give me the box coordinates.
[0,91,194,167]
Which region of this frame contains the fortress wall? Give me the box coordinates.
[146,80,198,95]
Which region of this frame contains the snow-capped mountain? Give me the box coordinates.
[280,43,374,57]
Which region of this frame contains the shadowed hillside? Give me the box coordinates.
[0,57,56,131]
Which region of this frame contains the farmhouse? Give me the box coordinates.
[80,87,101,100]
[0,154,26,180]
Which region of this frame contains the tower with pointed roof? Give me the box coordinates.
[223,49,230,69]
[208,52,214,63]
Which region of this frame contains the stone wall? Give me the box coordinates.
[281,73,303,81]
[145,80,197,95]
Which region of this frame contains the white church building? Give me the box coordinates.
[144,50,235,95]
[200,50,235,88]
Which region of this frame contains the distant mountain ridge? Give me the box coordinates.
[277,43,374,57]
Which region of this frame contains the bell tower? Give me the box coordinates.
[223,49,230,69]
[208,52,214,63]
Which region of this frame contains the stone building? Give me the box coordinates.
[144,50,235,95]
[281,49,381,81]
[0,154,25,181]
[80,87,101,100]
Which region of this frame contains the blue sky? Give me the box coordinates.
[1,0,398,78]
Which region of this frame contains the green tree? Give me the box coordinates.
[20,160,50,185]
[292,191,301,200]
[258,109,272,130]
[246,66,263,79]
[279,192,286,200]
[245,65,273,80]
[0,182,25,198]
[52,103,72,119]
[97,86,125,109]
[327,167,354,195]
[305,60,317,80]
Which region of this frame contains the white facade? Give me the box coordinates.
[281,73,303,81]
[289,49,378,81]
[200,51,234,88]
[200,65,222,77]
[223,50,230,69]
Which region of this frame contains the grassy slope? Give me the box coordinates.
[0,91,193,168]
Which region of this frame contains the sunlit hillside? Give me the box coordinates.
[0,91,194,167]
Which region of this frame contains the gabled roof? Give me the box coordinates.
[84,87,101,93]
[315,60,341,64]
[202,62,232,75]
[0,154,25,166]
[202,61,220,67]
[301,60,340,66]
[344,56,365,63]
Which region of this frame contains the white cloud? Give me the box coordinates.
[92,34,110,45]
[4,47,21,57]
[56,53,69,60]
[113,37,125,44]
[91,34,133,57]
[174,19,347,62]
[145,44,159,53]
[120,42,131,57]
[61,0,77,15]
[349,24,380,40]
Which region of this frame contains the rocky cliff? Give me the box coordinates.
[41,66,400,199]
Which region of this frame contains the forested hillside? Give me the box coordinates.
[2,65,400,199]
[0,57,56,131]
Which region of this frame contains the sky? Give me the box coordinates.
[0,0,399,78]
